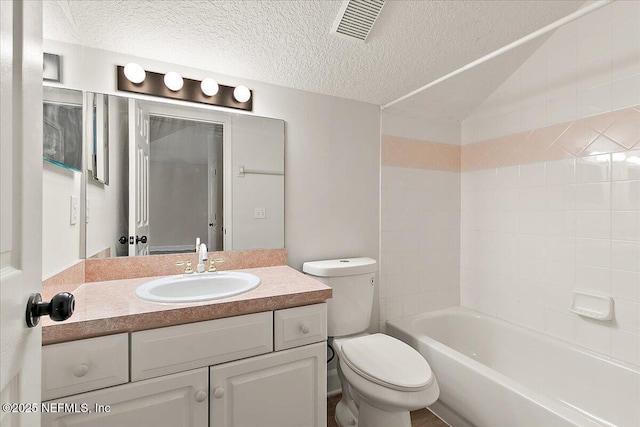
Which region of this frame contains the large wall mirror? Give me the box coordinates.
[42,86,85,279]
[43,86,284,277]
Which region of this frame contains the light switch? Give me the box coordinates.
[70,196,79,225]
[254,207,266,219]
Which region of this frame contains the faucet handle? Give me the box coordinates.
[208,258,224,272]
[176,260,194,274]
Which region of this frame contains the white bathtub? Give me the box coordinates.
[387,307,639,427]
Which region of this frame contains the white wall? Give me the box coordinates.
[463,0,640,144]
[42,161,82,278]
[382,111,460,145]
[44,39,380,277]
[231,114,284,250]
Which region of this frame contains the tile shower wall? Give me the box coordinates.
[463,0,640,144]
[379,135,461,331]
[460,107,640,366]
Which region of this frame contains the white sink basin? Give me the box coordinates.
[135,272,261,303]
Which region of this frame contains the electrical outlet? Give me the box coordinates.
[254,207,266,219]
[70,196,79,225]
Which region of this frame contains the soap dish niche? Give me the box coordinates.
[570,291,613,321]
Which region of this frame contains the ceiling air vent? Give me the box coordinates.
[332,0,385,42]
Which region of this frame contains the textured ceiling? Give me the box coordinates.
[43,0,584,122]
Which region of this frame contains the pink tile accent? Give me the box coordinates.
[581,134,628,157]
[602,109,640,149]
[581,110,624,134]
[552,122,600,156]
[382,135,461,172]
[461,105,640,171]
[84,248,287,283]
[42,265,331,344]
[43,261,85,289]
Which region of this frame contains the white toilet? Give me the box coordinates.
[303,257,439,427]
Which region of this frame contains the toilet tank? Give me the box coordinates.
[302,258,377,337]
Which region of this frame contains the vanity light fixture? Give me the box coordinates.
[116,65,253,111]
[233,85,251,103]
[200,78,219,96]
[123,63,146,84]
[164,71,184,91]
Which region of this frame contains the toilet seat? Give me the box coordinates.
[340,334,434,392]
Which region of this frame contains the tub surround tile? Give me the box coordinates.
[612,149,640,181]
[576,154,611,184]
[612,181,640,211]
[461,106,640,171]
[611,240,640,273]
[380,163,461,324]
[41,265,331,345]
[612,270,640,303]
[460,106,640,366]
[457,4,640,365]
[382,135,461,172]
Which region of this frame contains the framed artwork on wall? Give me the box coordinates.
[43,102,82,172]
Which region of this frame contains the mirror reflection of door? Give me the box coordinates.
[146,114,224,254]
[128,99,150,256]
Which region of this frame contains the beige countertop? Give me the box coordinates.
[42,266,332,345]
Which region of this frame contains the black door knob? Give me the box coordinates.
[119,235,127,244]
[136,235,147,244]
[26,292,75,328]
[209,223,214,227]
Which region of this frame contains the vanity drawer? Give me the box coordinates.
[131,311,273,381]
[274,303,327,351]
[42,333,129,400]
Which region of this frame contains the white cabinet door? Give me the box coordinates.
[210,342,326,427]
[131,311,273,381]
[42,334,129,400]
[274,303,327,351]
[42,368,208,427]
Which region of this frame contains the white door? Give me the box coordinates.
[128,99,150,256]
[208,130,223,250]
[42,368,209,427]
[210,343,326,427]
[0,1,43,426]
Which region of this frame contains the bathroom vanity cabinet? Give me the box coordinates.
[41,303,327,427]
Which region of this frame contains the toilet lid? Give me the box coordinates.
[340,334,433,392]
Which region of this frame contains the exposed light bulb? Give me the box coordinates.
[200,78,219,97]
[124,63,146,84]
[164,71,184,91]
[233,85,251,103]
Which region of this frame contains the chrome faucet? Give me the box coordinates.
[196,243,208,273]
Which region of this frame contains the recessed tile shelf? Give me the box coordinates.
[570,291,614,321]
